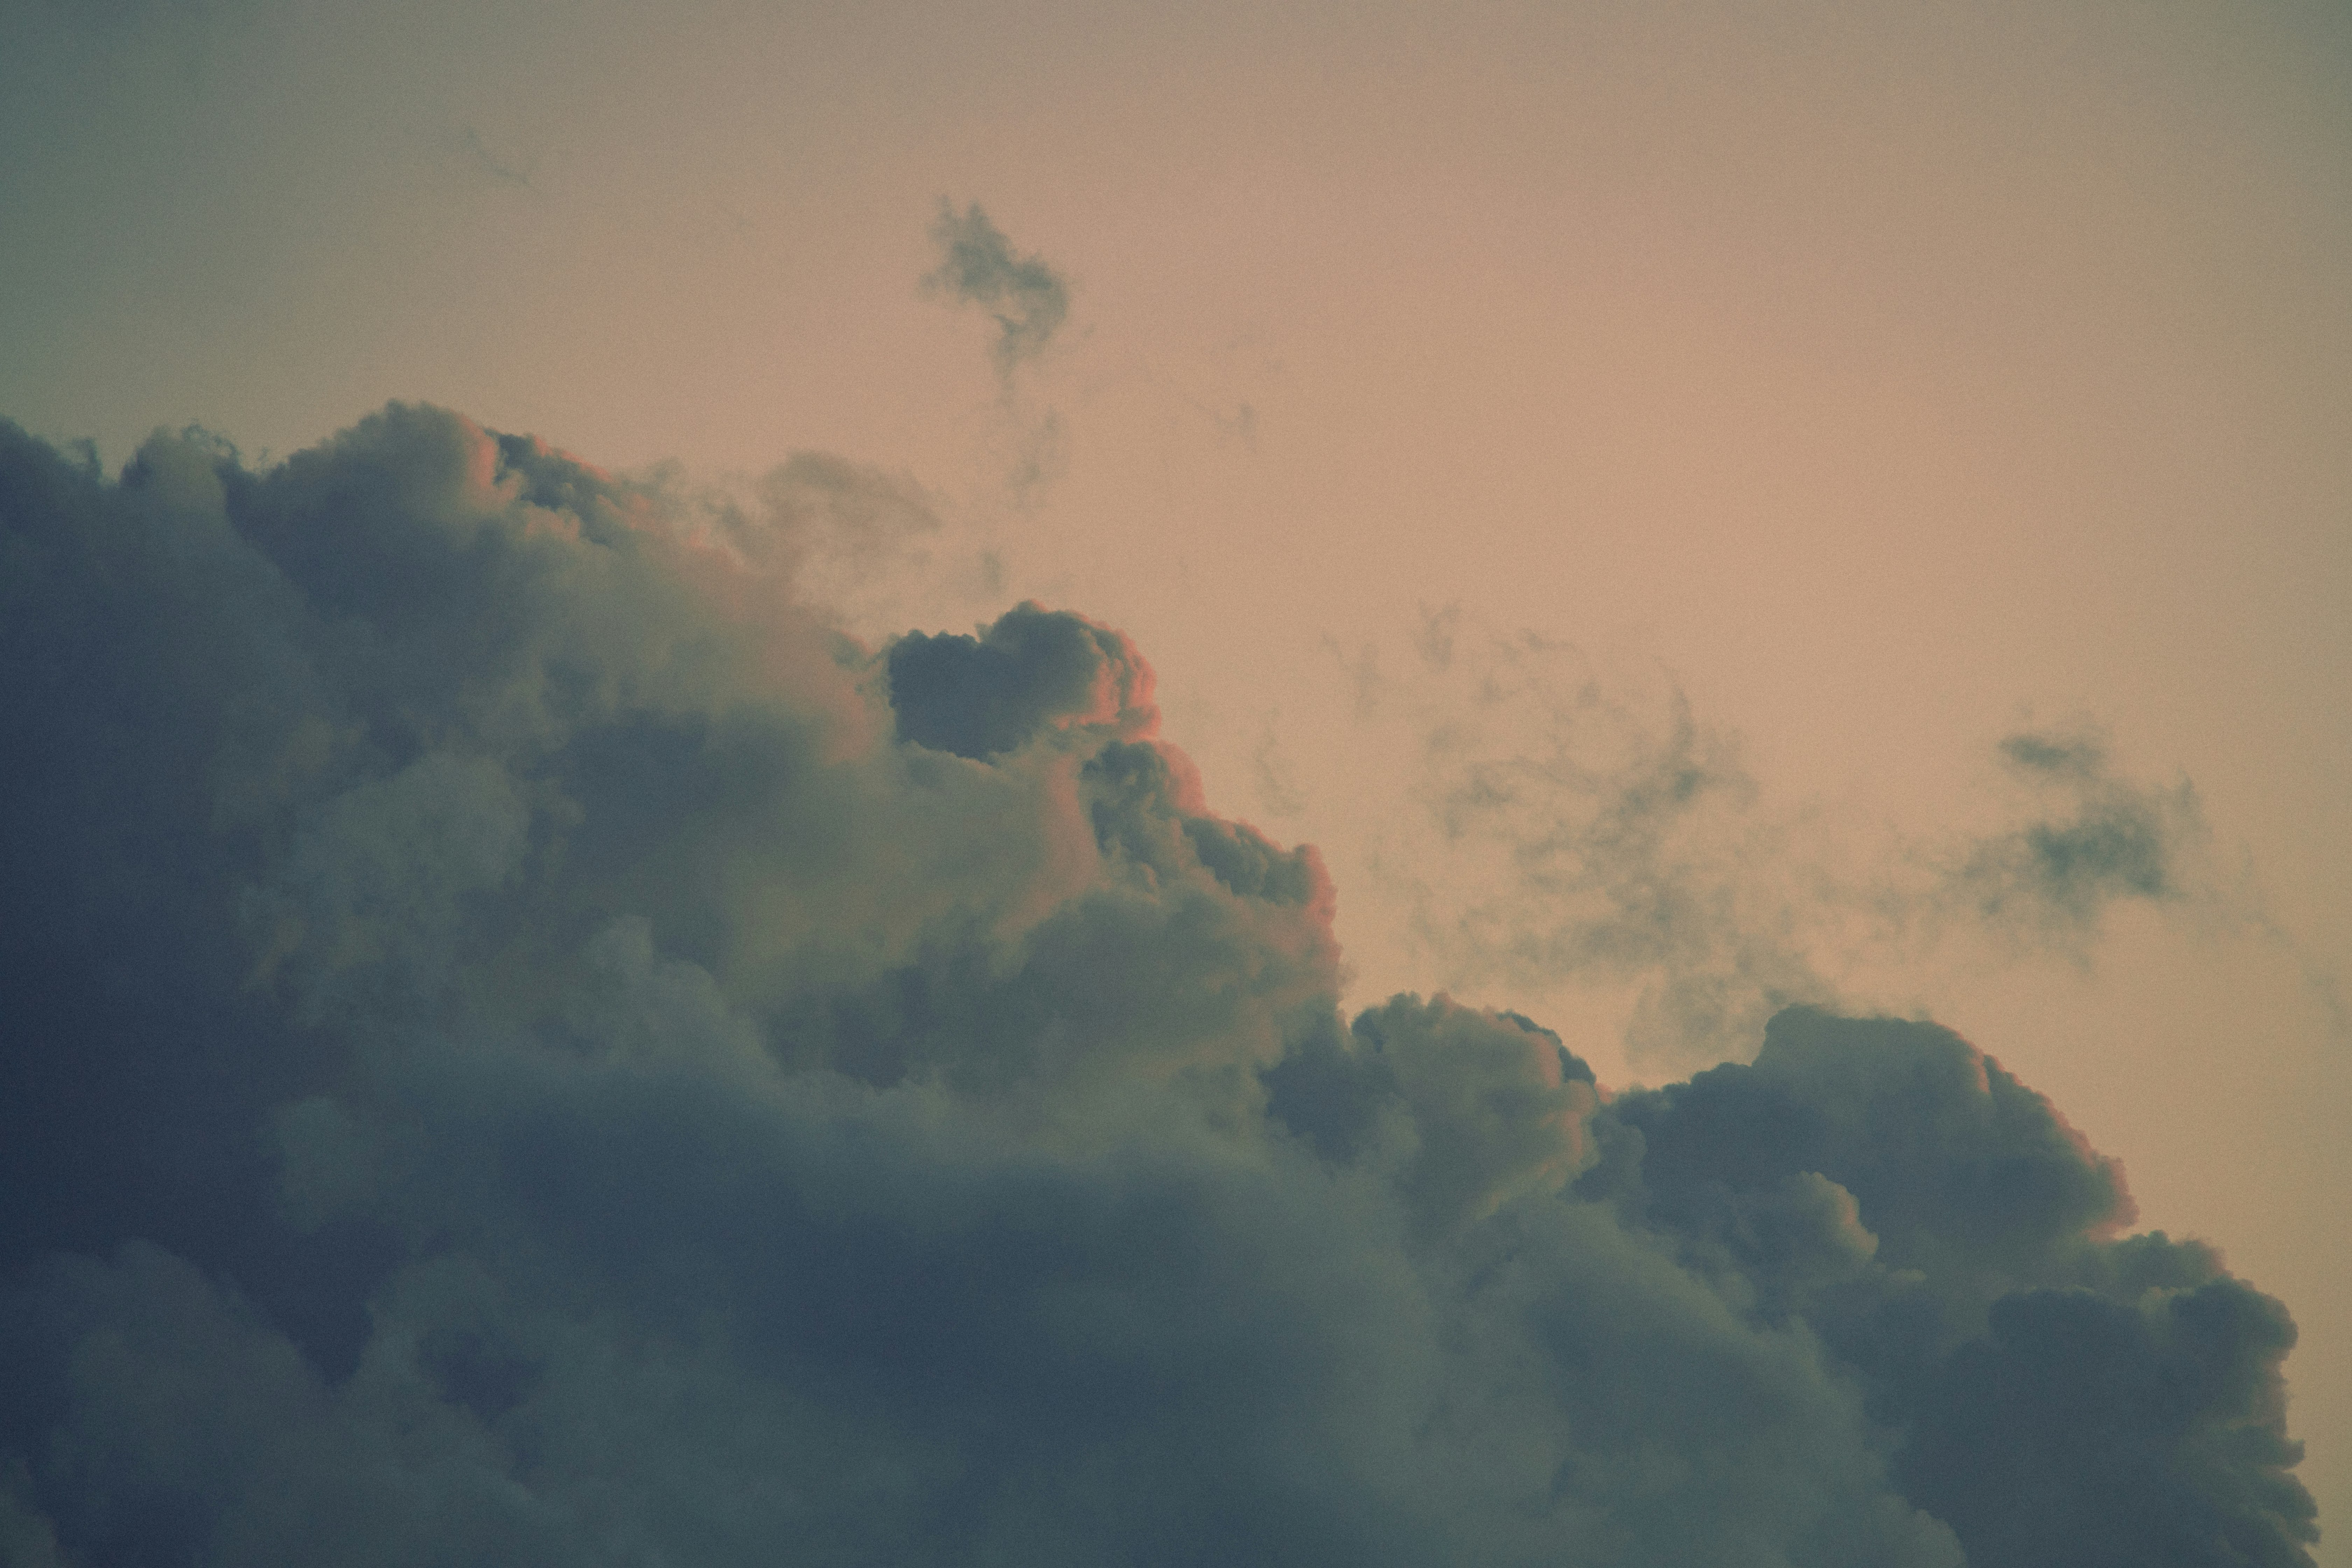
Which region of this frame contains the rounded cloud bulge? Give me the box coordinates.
[0,405,2317,1566]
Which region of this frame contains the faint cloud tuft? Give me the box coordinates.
[923,200,1070,379]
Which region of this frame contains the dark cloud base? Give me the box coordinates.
[0,407,2316,1567]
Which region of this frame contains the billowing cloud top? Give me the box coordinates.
[0,407,2317,1566]
[888,601,1158,761]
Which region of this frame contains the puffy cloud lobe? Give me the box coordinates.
[0,408,2316,1566]
[1599,1008,2132,1282]
[1268,996,1595,1234]
[888,601,1156,761]
[1899,1280,2315,1568]
[1577,1008,2315,1565]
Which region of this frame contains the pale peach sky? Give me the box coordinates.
[6,0,2348,1550]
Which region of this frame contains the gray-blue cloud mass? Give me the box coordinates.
[0,406,2317,1566]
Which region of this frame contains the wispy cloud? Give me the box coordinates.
[456,124,534,191]
[923,199,1070,380]
[1360,616,2228,1067]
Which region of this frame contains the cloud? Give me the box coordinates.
[0,408,2316,1566]
[456,125,534,191]
[887,600,1155,761]
[1957,724,2205,941]
[923,200,1071,380]
[666,447,986,636]
[1249,715,1308,819]
[1372,624,1838,1063]
[1365,618,2221,1065]
[1580,1007,2317,1566]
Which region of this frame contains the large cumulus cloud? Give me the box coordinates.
[0,407,2316,1566]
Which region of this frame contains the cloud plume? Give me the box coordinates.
[923,200,1071,379]
[0,407,2316,1566]
[1364,619,2223,1065]
[1959,726,2205,941]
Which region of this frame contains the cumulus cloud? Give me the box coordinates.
[887,601,1156,761]
[0,408,2316,1566]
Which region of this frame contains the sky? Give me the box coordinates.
[2,0,2348,1562]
